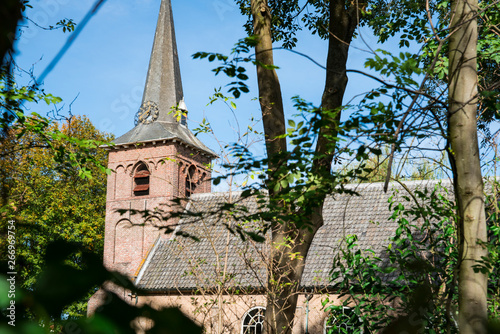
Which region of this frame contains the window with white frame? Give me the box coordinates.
[241,306,265,334]
[324,306,364,334]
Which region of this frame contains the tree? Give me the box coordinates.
[0,115,111,318]
[243,1,364,332]
[197,0,499,332]
[448,0,488,332]
[1,0,110,321]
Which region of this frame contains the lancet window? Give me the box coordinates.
[133,162,150,196]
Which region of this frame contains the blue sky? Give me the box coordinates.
[20,1,495,184]
[14,0,386,151]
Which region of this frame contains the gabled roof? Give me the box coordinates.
[135,180,453,292]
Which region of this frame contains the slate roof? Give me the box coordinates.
[135,179,454,292]
[113,121,216,156]
[140,0,184,124]
[111,0,217,158]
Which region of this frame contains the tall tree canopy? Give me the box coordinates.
[197,0,499,333]
[0,115,111,318]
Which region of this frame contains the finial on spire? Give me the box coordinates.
[140,0,183,123]
[113,0,216,157]
[178,97,187,126]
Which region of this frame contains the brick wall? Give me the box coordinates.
[134,293,338,334]
[103,141,212,279]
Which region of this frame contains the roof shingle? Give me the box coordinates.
[135,180,453,292]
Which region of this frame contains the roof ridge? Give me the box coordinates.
[191,179,454,199]
[191,191,241,199]
[342,178,453,190]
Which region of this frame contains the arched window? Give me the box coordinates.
[133,162,150,196]
[185,165,197,197]
[241,307,265,334]
[324,307,364,334]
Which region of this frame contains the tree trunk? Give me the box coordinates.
[448,0,488,332]
[315,0,359,172]
[250,1,360,333]
[250,0,286,170]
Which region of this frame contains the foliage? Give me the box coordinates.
[327,181,500,333]
[191,96,392,233]
[485,180,500,322]
[192,36,258,99]
[0,1,204,331]
[323,306,365,334]
[0,114,111,318]
[0,240,203,333]
[366,0,500,133]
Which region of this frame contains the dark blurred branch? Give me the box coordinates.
[1,0,22,68]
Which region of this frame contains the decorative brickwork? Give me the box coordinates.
[88,0,217,320]
[103,141,212,279]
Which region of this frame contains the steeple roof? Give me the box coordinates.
[141,0,182,123]
[113,0,216,157]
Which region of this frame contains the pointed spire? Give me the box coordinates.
[112,0,216,157]
[141,0,183,123]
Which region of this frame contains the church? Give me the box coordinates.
[87,1,445,333]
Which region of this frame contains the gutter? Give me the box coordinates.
[135,236,162,286]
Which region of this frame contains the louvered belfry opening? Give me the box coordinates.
[185,165,197,198]
[134,163,150,196]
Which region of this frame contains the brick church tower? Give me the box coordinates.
[102,0,215,280]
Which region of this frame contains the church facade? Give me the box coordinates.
[87,1,444,333]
